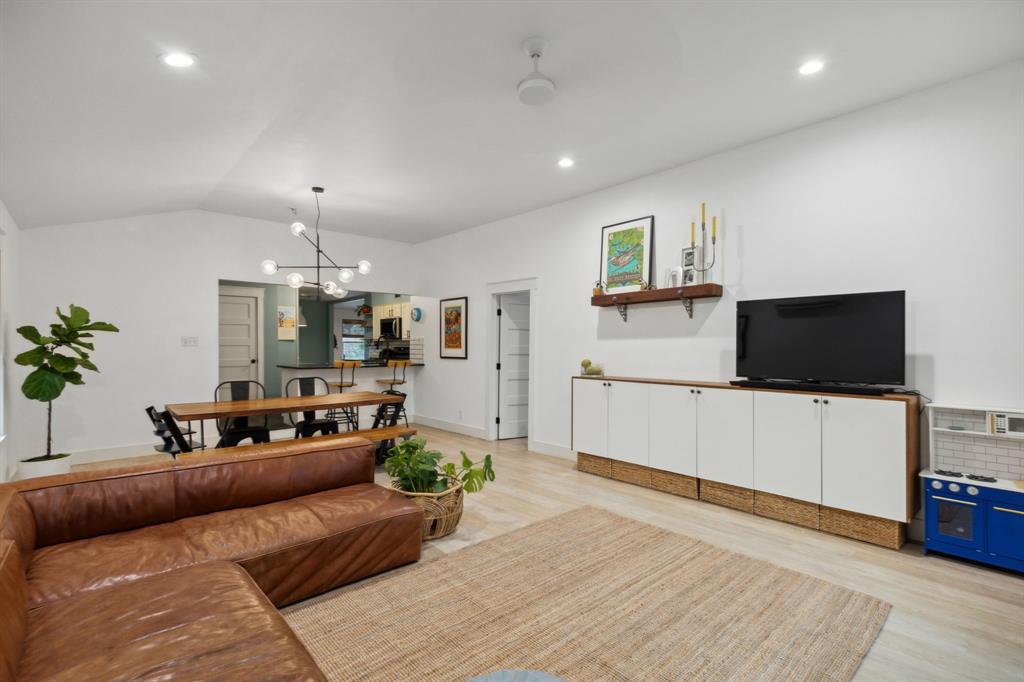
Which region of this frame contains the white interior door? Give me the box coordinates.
[607,380,650,466]
[822,396,907,521]
[572,379,608,456]
[219,294,259,384]
[649,384,698,476]
[753,391,822,503]
[696,387,754,488]
[497,292,530,439]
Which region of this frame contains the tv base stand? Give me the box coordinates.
[729,380,889,396]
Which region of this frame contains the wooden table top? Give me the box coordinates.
[167,391,403,421]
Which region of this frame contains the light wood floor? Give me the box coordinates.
[77,425,1024,682]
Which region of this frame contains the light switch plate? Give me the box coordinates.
[181,336,199,347]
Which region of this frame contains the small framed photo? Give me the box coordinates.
[600,215,654,294]
[439,297,468,359]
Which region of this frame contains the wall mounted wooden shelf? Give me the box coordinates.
[591,283,723,320]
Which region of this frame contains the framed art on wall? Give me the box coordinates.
[439,297,468,359]
[277,305,296,341]
[600,215,654,294]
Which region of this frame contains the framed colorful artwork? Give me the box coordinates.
[277,305,296,341]
[599,215,654,294]
[439,297,468,359]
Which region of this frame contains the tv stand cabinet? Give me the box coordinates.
[572,375,919,549]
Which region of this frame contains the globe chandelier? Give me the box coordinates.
[259,186,371,298]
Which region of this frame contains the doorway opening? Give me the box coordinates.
[495,291,530,440]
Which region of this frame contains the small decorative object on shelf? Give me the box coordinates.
[356,304,372,317]
[592,281,605,297]
[385,438,495,540]
[580,358,604,376]
[690,202,718,285]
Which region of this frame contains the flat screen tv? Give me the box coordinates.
[736,290,905,385]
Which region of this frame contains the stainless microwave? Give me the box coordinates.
[380,317,402,340]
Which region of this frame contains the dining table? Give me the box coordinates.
[165,391,405,451]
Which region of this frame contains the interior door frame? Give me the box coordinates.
[485,277,539,443]
[218,285,265,389]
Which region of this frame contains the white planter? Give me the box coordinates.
[17,455,72,480]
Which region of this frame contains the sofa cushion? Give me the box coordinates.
[176,498,329,562]
[18,561,325,681]
[0,541,27,682]
[176,483,423,607]
[26,522,195,608]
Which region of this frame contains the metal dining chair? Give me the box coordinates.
[328,360,361,431]
[285,376,340,438]
[213,380,272,448]
[375,360,410,427]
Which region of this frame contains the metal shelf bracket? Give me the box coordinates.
[615,303,628,322]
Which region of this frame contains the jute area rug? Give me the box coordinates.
[283,507,890,682]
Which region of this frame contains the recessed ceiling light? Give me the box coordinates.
[558,157,575,168]
[798,59,825,76]
[161,52,197,68]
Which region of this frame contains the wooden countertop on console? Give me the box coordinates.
[572,375,919,404]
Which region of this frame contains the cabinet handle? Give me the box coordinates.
[993,506,1024,516]
[696,389,702,395]
[813,398,819,404]
[932,495,976,506]
[822,399,830,405]
[690,389,695,394]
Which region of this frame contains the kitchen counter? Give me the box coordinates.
[277,362,424,369]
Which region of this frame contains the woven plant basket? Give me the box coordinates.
[393,479,465,540]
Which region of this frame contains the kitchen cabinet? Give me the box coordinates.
[607,380,649,466]
[696,387,754,489]
[400,302,412,338]
[572,378,609,457]
[753,391,822,503]
[821,396,906,521]
[648,384,697,476]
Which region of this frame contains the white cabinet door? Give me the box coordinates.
[607,381,650,466]
[696,387,754,488]
[400,302,412,338]
[753,391,822,503]
[822,396,906,521]
[572,379,608,457]
[649,384,697,476]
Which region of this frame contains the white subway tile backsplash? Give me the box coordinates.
[933,406,1024,480]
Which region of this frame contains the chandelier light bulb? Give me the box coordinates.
[286,272,305,288]
[357,260,372,275]
[259,259,278,275]
[338,268,355,283]
[290,221,307,237]
[323,281,338,294]
[334,288,348,298]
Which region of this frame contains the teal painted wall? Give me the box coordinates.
[299,299,332,365]
[220,280,297,397]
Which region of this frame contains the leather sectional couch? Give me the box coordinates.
[0,436,423,680]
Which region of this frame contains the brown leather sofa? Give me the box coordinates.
[0,436,423,680]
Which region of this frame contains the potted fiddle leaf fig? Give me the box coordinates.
[15,305,119,479]
[384,438,495,540]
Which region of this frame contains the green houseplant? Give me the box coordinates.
[15,305,119,478]
[384,438,494,539]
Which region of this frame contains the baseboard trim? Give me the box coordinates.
[530,440,573,460]
[410,415,489,440]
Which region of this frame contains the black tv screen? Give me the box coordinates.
[736,290,905,385]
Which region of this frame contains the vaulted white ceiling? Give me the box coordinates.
[2,1,1022,241]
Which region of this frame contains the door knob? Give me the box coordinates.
[250,359,257,364]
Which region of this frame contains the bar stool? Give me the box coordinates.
[285,376,340,438]
[375,360,410,427]
[329,360,360,431]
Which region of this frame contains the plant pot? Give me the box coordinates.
[392,480,464,540]
[17,454,72,480]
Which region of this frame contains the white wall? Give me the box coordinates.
[412,62,1024,456]
[0,198,22,479]
[10,210,415,460]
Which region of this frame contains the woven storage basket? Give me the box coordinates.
[393,479,465,540]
